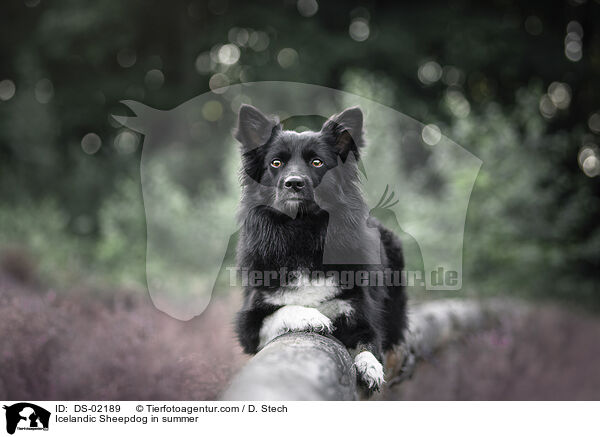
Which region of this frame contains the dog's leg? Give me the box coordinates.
[235,288,281,354]
[332,288,386,393]
[352,342,385,393]
[236,306,273,354]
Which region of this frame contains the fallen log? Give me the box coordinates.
[221,299,525,401]
[221,332,357,400]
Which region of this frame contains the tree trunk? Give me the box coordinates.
[221,299,524,401]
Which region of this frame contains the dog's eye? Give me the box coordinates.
[311,159,324,168]
[270,159,283,168]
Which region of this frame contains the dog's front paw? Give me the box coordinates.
[259,305,333,348]
[289,307,333,333]
[354,351,385,391]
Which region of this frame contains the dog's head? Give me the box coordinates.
[234,104,364,216]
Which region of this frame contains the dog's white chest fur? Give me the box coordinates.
[263,274,341,306]
[262,274,354,320]
[259,274,354,348]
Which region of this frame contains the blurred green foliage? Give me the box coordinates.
[0,0,599,306]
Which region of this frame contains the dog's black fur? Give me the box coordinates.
[233,104,407,387]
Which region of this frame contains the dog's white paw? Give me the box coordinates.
[354,351,385,391]
[259,305,333,348]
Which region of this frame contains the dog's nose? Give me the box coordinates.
[283,175,305,191]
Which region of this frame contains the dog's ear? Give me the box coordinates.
[234,104,280,151]
[321,106,364,157]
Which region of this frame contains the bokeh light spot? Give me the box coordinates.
[418,61,443,85]
[81,133,102,155]
[297,0,318,17]
[34,78,54,104]
[202,100,223,122]
[249,31,270,51]
[0,79,16,101]
[539,94,557,119]
[218,44,240,65]
[567,20,584,38]
[422,124,442,145]
[582,155,600,177]
[442,66,464,86]
[349,18,370,42]
[229,27,250,46]
[117,49,137,68]
[195,52,214,74]
[547,82,571,110]
[145,69,164,90]
[564,30,583,62]
[114,130,139,154]
[578,145,596,167]
[209,73,229,93]
[588,112,600,134]
[277,48,299,68]
[444,90,471,118]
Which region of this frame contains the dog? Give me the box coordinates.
[233,104,407,392]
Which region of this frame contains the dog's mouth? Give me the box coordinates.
[277,190,313,203]
[281,196,315,209]
[273,193,318,217]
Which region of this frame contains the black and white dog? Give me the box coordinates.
[233,104,407,391]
